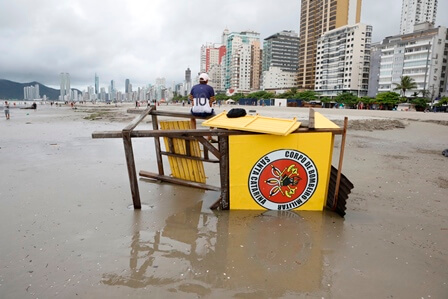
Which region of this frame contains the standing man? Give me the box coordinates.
[4,101,10,120]
[189,73,215,117]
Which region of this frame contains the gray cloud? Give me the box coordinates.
[0,0,447,91]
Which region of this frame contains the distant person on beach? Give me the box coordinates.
[4,101,10,120]
[189,73,215,117]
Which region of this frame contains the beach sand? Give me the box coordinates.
[0,103,447,298]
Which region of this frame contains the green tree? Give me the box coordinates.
[376,91,400,109]
[361,96,374,105]
[411,98,429,111]
[334,92,358,108]
[296,90,317,101]
[246,90,276,99]
[434,96,448,107]
[231,93,245,102]
[276,88,298,99]
[261,91,275,99]
[247,91,267,99]
[320,97,331,103]
[393,76,418,98]
[215,93,229,102]
[172,94,187,103]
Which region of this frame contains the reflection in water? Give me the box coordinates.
[102,203,340,297]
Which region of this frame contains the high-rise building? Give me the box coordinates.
[60,73,71,101]
[263,30,300,73]
[100,87,106,102]
[185,68,192,96]
[110,80,116,101]
[72,90,78,102]
[315,23,373,97]
[200,43,226,73]
[23,84,40,100]
[155,78,166,101]
[298,0,362,90]
[87,86,95,101]
[95,73,99,94]
[400,0,438,35]
[376,24,448,98]
[200,43,226,91]
[125,79,130,93]
[262,30,300,90]
[223,30,261,92]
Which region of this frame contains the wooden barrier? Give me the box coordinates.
[92,106,350,216]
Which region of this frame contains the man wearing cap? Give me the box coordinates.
[189,73,215,117]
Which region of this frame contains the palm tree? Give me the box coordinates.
[393,76,418,98]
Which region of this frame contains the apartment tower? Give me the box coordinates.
[95,73,99,94]
[315,23,373,97]
[298,0,362,90]
[60,72,71,101]
[222,30,261,92]
[200,43,226,91]
[400,0,438,35]
[262,30,300,90]
[377,24,448,98]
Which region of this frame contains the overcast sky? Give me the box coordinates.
[0,0,447,91]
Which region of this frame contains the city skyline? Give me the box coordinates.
[0,0,447,91]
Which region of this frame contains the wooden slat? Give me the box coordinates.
[127,109,213,120]
[122,131,141,209]
[167,138,175,153]
[139,171,220,191]
[180,121,206,182]
[185,139,191,156]
[160,122,180,179]
[217,135,229,210]
[160,120,206,183]
[308,108,315,129]
[151,110,164,176]
[194,136,221,159]
[123,106,153,131]
[333,117,348,210]
[170,121,192,182]
[178,121,199,182]
[92,127,344,139]
[160,151,219,163]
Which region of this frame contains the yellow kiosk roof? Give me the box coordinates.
[313,111,340,129]
[202,112,301,136]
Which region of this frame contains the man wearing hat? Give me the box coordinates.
[189,73,215,117]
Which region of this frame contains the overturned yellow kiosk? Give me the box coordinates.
[92,107,353,217]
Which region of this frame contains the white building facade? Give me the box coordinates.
[262,30,299,91]
[60,72,71,101]
[314,23,373,97]
[24,84,40,100]
[222,30,261,93]
[400,0,438,35]
[200,43,226,92]
[377,24,448,98]
[262,67,297,90]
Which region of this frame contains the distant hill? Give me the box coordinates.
[0,79,60,100]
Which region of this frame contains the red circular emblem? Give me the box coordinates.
[248,149,318,210]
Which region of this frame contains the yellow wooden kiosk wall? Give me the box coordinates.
[229,132,334,211]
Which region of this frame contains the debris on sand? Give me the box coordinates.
[334,119,407,131]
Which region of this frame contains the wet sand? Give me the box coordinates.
[0,103,447,298]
